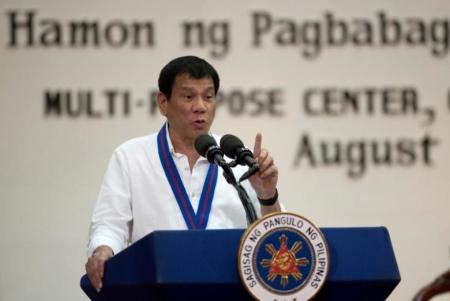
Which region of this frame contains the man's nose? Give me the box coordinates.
[192,96,207,112]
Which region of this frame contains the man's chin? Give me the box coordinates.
[191,128,211,141]
[192,123,210,133]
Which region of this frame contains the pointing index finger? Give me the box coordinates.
[253,133,262,158]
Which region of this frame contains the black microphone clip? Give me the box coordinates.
[204,144,227,167]
[239,165,259,182]
[234,147,259,169]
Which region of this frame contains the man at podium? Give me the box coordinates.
[85,56,282,292]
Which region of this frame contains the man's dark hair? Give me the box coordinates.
[158,56,220,99]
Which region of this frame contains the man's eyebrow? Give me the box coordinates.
[179,86,215,91]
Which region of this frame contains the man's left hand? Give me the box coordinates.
[248,133,278,200]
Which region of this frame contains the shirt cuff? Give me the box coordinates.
[87,234,124,257]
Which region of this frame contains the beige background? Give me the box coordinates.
[0,1,449,300]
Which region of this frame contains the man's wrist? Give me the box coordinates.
[93,245,114,257]
[257,189,278,206]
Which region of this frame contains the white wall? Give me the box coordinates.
[0,1,449,300]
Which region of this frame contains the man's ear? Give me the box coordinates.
[157,92,168,116]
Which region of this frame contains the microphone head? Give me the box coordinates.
[220,134,244,158]
[195,135,218,157]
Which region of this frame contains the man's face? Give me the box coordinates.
[158,73,216,142]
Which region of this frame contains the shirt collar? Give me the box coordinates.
[164,122,210,162]
[164,122,176,155]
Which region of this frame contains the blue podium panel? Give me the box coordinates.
[316,228,401,301]
[81,228,400,301]
[81,230,252,301]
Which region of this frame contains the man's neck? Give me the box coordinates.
[168,128,200,171]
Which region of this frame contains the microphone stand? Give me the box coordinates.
[220,163,258,225]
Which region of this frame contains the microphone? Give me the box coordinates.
[194,135,227,167]
[220,134,259,182]
[220,134,259,168]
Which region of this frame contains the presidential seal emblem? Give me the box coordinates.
[238,212,329,301]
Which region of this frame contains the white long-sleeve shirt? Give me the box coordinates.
[87,126,261,256]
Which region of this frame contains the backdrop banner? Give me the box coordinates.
[1,1,449,300]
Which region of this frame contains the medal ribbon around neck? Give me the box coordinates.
[157,124,218,229]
